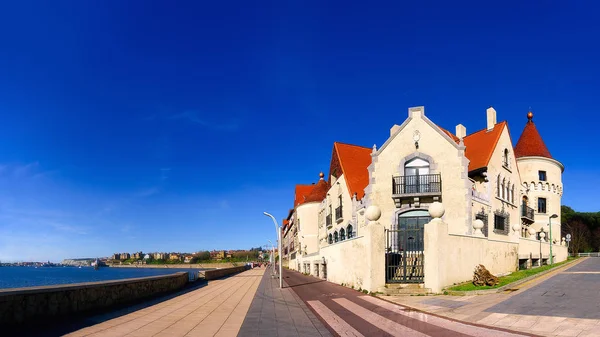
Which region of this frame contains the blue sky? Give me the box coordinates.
[0,1,598,262]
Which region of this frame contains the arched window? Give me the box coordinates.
[334,231,339,243]
[503,149,509,167]
[328,234,333,244]
[404,158,430,193]
[511,184,515,204]
[497,175,501,197]
[340,228,346,241]
[501,178,506,199]
[347,224,354,239]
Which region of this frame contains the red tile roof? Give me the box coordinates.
[333,142,372,200]
[514,113,552,159]
[463,121,507,172]
[303,174,329,203]
[437,126,460,143]
[294,184,314,208]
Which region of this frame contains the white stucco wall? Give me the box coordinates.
[517,157,564,238]
[366,107,470,235]
[296,202,320,256]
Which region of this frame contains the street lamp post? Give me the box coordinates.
[267,239,274,265]
[549,214,558,265]
[263,212,283,289]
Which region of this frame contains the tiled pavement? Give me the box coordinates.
[62,268,265,337]
[382,258,600,337]
[238,266,332,337]
[283,269,533,337]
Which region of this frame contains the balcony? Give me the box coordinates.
[335,206,343,223]
[326,214,332,228]
[392,174,442,207]
[521,205,535,223]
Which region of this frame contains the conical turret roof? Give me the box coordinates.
[514,111,552,159]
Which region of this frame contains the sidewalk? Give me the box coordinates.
[380,257,600,337]
[237,266,332,337]
[61,268,264,337]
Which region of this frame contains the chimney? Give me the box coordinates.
[455,124,466,139]
[390,124,401,136]
[486,107,497,131]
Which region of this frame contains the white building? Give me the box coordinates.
[282,106,566,293]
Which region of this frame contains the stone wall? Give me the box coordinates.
[109,262,238,269]
[204,266,249,280]
[0,272,189,326]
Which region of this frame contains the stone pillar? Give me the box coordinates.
[363,205,386,293]
[424,202,448,294]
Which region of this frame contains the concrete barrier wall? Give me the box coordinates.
[0,272,189,326]
[110,262,238,269]
[204,266,249,280]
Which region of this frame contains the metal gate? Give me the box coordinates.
[385,215,428,283]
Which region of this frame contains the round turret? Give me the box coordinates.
[515,111,564,236]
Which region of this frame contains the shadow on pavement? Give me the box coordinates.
[6,278,211,337]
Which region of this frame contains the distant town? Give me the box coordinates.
[0,247,276,267]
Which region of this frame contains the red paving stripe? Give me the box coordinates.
[307,300,365,337]
[284,269,470,337]
[340,297,470,337]
[358,296,529,337]
[332,298,429,337]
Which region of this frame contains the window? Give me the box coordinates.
[503,149,509,168]
[497,175,501,197]
[340,228,346,241]
[501,178,506,199]
[539,171,547,181]
[404,158,431,193]
[347,224,354,239]
[328,234,333,244]
[538,198,547,214]
[494,210,509,235]
[334,231,339,243]
[511,185,515,204]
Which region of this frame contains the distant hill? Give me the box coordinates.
[61,258,95,266]
[561,205,600,253]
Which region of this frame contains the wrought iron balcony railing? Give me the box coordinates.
[521,204,535,222]
[392,174,442,195]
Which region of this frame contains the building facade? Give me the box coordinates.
[281,106,567,293]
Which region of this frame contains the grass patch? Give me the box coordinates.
[447,257,578,291]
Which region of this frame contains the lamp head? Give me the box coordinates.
[550,214,558,219]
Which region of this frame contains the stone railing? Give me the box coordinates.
[0,272,189,326]
[204,266,249,280]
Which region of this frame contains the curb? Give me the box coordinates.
[445,257,583,296]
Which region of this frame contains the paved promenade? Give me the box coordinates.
[64,268,264,337]
[283,269,533,337]
[382,258,600,337]
[238,266,332,336]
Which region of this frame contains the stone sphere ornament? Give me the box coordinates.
[429,202,445,219]
[512,224,521,232]
[539,231,546,240]
[365,205,381,222]
[527,227,536,237]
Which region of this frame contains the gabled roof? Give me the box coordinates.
[303,173,329,204]
[514,112,552,159]
[294,184,313,208]
[437,126,460,144]
[463,121,507,172]
[331,142,372,200]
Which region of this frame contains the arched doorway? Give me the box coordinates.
[385,210,430,283]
